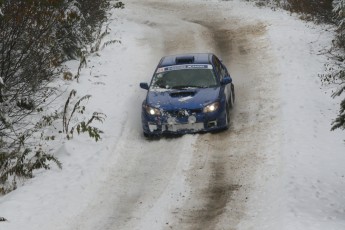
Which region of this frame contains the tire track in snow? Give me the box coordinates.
[172,134,243,230]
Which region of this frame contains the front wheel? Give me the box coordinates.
[229,84,235,108]
[232,83,235,103]
[143,132,160,139]
[224,103,230,130]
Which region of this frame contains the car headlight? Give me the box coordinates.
[144,105,161,115]
[203,102,220,113]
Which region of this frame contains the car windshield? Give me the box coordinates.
[151,66,218,90]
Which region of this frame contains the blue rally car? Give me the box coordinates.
[140,53,235,137]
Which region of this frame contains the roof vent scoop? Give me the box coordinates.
[175,56,195,64]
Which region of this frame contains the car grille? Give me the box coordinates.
[164,108,202,117]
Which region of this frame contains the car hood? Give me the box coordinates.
[146,87,220,110]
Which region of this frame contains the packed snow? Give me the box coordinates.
[1,0,345,230]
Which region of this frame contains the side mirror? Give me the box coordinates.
[220,76,232,85]
[140,82,149,90]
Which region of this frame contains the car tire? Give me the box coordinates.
[231,83,235,103]
[143,132,160,139]
[229,91,234,109]
[228,83,235,109]
[225,103,230,130]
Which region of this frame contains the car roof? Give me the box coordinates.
[158,53,214,67]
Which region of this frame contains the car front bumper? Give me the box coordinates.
[141,106,228,136]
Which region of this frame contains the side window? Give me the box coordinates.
[212,56,221,80]
[221,61,229,76]
[213,56,226,80]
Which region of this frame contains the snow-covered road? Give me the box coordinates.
[1,0,345,230]
[70,1,280,228]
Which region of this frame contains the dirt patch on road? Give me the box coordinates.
[174,130,265,230]
[188,19,267,63]
[175,147,242,229]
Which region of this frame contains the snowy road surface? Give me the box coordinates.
[71,1,280,229]
[1,0,345,230]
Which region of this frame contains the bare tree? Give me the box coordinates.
[0,0,124,193]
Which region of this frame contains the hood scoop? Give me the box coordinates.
[169,90,196,98]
